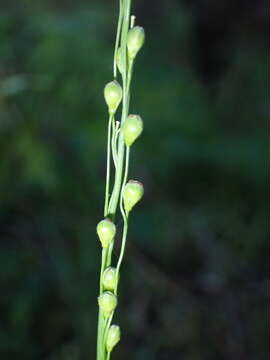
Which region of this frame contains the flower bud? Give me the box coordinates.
[104,80,123,115]
[127,26,145,60]
[116,48,124,74]
[122,114,143,146]
[98,291,117,318]
[106,325,121,352]
[123,180,144,213]
[102,267,118,291]
[96,219,116,248]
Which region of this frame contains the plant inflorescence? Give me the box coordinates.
[96,1,145,359]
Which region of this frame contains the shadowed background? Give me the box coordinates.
[1,0,270,359]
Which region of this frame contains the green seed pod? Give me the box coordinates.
[102,267,118,291]
[96,219,116,248]
[127,26,145,60]
[122,114,143,146]
[123,180,144,213]
[98,291,117,318]
[104,80,123,115]
[106,325,121,352]
[116,48,124,74]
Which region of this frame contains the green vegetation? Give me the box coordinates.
[0,1,270,359]
[97,1,145,359]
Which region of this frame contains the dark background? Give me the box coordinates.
[1,0,270,359]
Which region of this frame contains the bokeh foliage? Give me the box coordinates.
[1,0,270,359]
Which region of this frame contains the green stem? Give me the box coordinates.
[111,120,119,168]
[97,248,107,360]
[97,1,132,359]
[104,115,114,217]
[108,2,132,216]
[115,146,130,287]
[106,240,114,267]
[103,313,114,350]
[113,0,123,78]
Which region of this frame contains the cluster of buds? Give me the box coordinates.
[97,21,146,359]
[116,25,145,74]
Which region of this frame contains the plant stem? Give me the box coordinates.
[113,0,123,78]
[115,146,130,284]
[104,115,114,217]
[97,1,133,359]
[97,248,107,360]
[108,0,131,218]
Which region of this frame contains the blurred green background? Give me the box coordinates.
[1,0,270,359]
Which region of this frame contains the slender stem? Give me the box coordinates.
[108,6,133,217]
[103,313,114,349]
[106,352,111,360]
[111,120,119,167]
[97,248,107,360]
[115,146,130,286]
[113,0,123,78]
[104,115,114,217]
[106,240,114,267]
[99,248,106,293]
[97,1,133,359]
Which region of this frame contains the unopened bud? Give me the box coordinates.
[106,325,121,352]
[116,48,125,74]
[104,81,122,115]
[97,219,116,248]
[123,180,144,213]
[98,292,117,318]
[122,114,143,146]
[127,26,145,60]
[102,267,118,291]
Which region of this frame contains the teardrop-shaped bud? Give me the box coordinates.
[104,81,123,115]
[97,219,116,248]
[122,114,143,146]
[106,325,121,352]
[123,180,144,213]
[116,48,125,74]
[98,291,117,318]
[102,267,119,291]
[127,26,145,60]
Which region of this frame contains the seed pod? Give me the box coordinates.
[98,291,117,318]
[96,219,116,248]
[102,267,118,291]
[116,48,125,74]
[104,80,123,115]
[106,325,121,352]
[127,26,145,60]
[123,180,144,213]
[122,114,143,146]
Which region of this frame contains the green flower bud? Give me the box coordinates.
[122,114,143,146]
[102,267,119,291]
[96,219,116,248]
[123,180,144,213]
[116,48,124,74]
[127,26,145,60]
[104,80,123,115]
[106,325,121,352]
[98,291,117,318]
